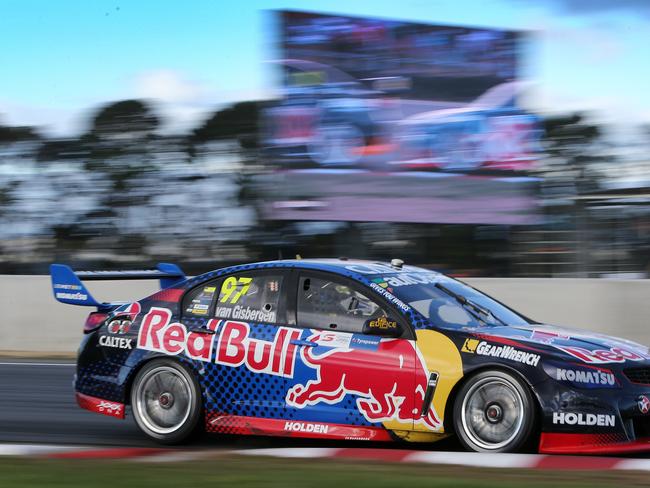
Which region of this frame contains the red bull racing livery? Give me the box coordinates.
[50,259,650,454]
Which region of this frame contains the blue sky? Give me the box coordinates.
[1,0,649,135]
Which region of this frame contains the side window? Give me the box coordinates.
[297,275,386,334]
[183,281,219,317]
[214,273,284,324]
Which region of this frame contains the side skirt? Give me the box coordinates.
[205,413,393,441]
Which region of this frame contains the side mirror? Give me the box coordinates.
[362,316,402,338]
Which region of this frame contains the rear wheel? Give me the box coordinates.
[131,359,202,444]
[453,370,536,452]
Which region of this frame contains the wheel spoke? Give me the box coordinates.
[135,365,193,436]
[461,376,525,451]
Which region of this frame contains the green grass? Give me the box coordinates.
[0,455,647,488]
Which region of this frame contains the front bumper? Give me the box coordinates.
[536,375,650,454]
[540,432,650,454]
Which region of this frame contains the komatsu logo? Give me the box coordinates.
[552,412,615,427]
[556,368,616,386]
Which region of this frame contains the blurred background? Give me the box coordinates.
[0,0,648,279]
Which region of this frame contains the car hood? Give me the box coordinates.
[473,323,650,364]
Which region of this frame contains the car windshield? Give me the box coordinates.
[370,272,529,328]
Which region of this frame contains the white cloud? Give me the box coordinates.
[0,99,86,137]
[131,70,273,134]
[546,25,624,63]
[524,83,650,129]
[134,69,208,104]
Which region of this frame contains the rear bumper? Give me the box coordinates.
[76,392,125,419]
[539,433,650,454]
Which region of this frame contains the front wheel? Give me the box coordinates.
[131,359,202,444]
[453,370,537,452]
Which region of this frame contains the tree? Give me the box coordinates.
[89,99,159,140]
[541,113,607,193]
[189,101,261,152]
[0,124,41,144]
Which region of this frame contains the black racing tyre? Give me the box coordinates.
[453,369,537,453]
[130,358,202,444]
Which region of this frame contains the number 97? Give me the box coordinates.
[220,277,253,304]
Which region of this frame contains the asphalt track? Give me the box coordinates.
[0,361,646,459]
[0,361,450,450]
[0,361,153,447]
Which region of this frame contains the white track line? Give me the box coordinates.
[405,451,540,468]
[239,448,341,459]
[0,444,81,456]
[0,362,75,366]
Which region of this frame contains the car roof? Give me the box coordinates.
[183,259,444,291]
[212,258,439,280]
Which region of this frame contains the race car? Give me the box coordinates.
[51,259,650,453]
[395,81,541,173]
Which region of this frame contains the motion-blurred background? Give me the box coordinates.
[1,0,648,279]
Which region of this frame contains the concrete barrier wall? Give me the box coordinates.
[1,276,648,354]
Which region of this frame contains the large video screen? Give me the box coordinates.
[260,10,541,225]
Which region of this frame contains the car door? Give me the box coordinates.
[182,269,301,427]
[284,271,433,437]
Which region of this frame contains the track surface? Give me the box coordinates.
[0,361,449,450]
[0,362,154,447]
[0,361,646,459]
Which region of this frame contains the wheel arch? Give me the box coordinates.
[124,354,205,406]
[443,363,544,437]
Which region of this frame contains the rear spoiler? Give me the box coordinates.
[50,263,186,308]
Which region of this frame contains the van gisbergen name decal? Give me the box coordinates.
[137,307,301,377]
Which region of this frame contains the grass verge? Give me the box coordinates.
[0,455,648,488]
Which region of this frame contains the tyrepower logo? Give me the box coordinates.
[137,307,301,377]
[556,345,647,364]
[462,339,540,367]
[552,412,615,427]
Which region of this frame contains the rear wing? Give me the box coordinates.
[50,263,186,308]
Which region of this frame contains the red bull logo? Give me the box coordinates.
[137,307,301,375]
[556,345,647,364]
[214,321,301,377]
[286,331,441,430]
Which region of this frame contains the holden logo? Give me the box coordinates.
[638,395,650,415]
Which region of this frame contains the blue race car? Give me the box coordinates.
[52,259,650,453]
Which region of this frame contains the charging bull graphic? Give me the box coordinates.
[286,331,441,430]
